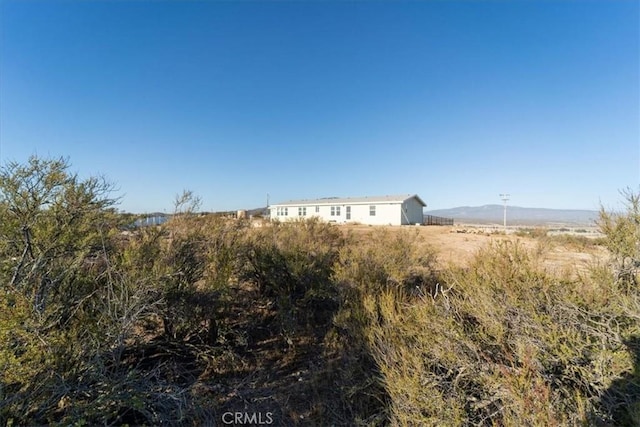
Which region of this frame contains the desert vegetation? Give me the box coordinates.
[1,156,638,426]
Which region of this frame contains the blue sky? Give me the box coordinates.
[1,1,638,213]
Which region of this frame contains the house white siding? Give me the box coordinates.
[269,194,426,226]
[401,197,425,225]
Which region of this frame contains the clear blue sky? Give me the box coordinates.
[1,0,638,213]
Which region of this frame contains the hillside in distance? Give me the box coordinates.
[425,204,599,226]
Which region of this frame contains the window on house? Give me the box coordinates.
[315,206,320,213]
[284,207,288,216]
[298,207,306,216]
[331,206,341,216]
[370,205,376,216]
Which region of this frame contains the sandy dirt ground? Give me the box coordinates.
[341,224,609,277]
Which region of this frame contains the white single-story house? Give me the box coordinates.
[269,194,426,226]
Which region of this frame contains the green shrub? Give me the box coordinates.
[327,229,441,425]
[333,228,439,296]
[116,211,247,343]
[0,159,223,424]
[363,239,639,426]
[240,218,345,335]
[598,188,640,289]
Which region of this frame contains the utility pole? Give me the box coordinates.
[266,193,270,218]
[500,193,510,230]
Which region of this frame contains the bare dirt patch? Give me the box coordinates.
[340,224,608,276]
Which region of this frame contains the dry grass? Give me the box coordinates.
[343,224,608,281]
[356,239,639,426]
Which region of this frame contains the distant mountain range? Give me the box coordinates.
[424,205,599,226]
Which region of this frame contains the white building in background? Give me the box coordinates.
[268,194,426,226]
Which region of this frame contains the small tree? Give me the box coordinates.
[0,155,119,315]
[0,155,140,423]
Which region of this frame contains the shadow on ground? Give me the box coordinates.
[195,281,388,426]
[596,336,640,426]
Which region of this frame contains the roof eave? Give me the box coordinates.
[411,194,427,207]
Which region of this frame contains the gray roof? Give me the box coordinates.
[271,194,426,207]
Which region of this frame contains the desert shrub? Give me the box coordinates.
[162,213,247,343]
[0,160,228,424]
[332,228,440,354]
[0,274,193,426]
[333,228,439,296]
[544,233,605,250]
[0,156,176,424]
[515,228,606,252]
[116,200,247,344]
[598,188,640,289]
[0,155,119,367]
[515,227,548,238]
[0,156,120,321]
[230,218,391,425]
[240,218,345,335]
[326,229,440,426]
[360,237,640,426]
